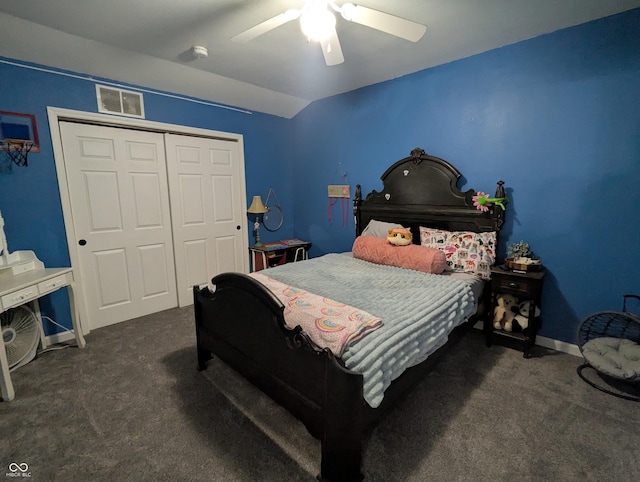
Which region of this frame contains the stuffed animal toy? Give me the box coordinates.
[493,293,518,331]
[387,227,413,246]
[513,300,540,333]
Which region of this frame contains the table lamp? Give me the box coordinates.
[247,195,268,246]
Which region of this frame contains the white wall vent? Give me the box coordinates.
[96,85,145,118]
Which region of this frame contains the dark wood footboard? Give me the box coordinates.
[194,273,366,482]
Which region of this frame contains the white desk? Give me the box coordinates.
[0,267,86,401]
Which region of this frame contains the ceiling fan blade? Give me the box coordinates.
[232,10,300,43]
[320,29,344,66]
[342,4,426,42]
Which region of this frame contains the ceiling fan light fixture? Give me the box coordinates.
[300,6,336,41]
[340,2,356,21]
[232,1,426,66]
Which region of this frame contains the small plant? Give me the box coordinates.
[506,240,541,270]
[507,240,533,260]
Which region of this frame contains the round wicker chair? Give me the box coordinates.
[577,295,640,401]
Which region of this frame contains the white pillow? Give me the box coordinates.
[419,227,497,280]
[361,219,404,238]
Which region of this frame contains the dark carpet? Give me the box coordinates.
[1,306,638,481]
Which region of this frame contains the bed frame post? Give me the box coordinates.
[492,180,506,230]
[319,360,365,482]
[353,184,362,237]
[194,287,212,370]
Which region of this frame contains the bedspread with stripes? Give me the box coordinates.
[261,253,475,408]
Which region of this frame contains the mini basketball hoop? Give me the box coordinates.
[0,110,40,168]
[1,139,34,167]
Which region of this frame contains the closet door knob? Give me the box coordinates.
[78,239,87,246]
[236,225,241,230]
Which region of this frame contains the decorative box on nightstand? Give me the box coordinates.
[484,266,545,358]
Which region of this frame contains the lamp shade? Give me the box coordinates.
[247,195,268,214]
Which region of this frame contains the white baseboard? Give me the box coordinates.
[473,321,581,357]
[535,335,581,357]
[44,330,77,346]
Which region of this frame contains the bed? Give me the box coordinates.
[194,147,506,482]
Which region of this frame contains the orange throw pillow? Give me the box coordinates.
[353,236,446,274]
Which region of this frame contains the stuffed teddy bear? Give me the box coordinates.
[387,227,413,246]
[513,300,540,333]
[493,293,518,331]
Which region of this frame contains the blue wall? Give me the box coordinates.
[291,9,640,344]
[0,60,294,335]
[2,8,639,345]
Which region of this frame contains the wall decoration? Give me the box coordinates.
[328,163,350,226]
[0,110,40,151]
[0,111,40,167]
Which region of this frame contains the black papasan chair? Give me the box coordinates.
[577,294,640,401]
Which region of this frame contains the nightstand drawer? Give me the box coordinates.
[494,277,535,296]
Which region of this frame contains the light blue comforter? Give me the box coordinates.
[263,253,475,408]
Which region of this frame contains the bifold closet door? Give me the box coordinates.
[59,122,178,329]
[165,134,246,307]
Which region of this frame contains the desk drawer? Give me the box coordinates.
[38,274,69,295]
[2,286,39,310]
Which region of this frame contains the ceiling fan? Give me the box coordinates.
[231,1,427,66]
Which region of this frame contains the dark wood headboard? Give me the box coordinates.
[353,148,506,240]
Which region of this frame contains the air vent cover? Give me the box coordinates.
[96,85,145,118]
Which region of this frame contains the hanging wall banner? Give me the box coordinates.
[328,164,350,226]
[328,185,350,198]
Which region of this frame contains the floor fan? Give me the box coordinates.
[1,305,41,372]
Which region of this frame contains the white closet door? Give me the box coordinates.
[60,122,178,329]
[165,134,247,307]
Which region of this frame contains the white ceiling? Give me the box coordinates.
[1,0,639,118]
